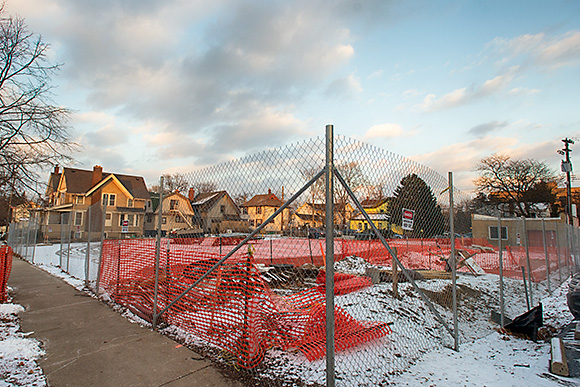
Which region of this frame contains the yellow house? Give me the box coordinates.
[349,198,392,232]
[292,202,356,229]
[241,189,290,233]
[42,165,150,240]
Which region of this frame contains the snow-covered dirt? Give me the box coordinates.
[4,243,578,386]
[0,299,46,387]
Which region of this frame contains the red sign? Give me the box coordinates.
[402,208,415,231]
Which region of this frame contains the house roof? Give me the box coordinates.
[360,198,389,208]
[191,191,236,214]
[351,213,390,221]
[57,167,149,199]
[241,192,283,208]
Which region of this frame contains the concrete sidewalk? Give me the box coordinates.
[8,257,243,387]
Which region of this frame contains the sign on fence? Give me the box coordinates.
[402,208,415,231]
[122,220,129,233]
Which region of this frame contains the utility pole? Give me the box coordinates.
[558,138,575,225]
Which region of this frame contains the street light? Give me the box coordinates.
[558,138,574,225]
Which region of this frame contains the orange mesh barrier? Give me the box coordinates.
[315,270,373,295]
[98,238,391,368]
[0,246,13,303]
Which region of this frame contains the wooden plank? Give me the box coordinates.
[550,337,569,377]
[463,257,486,276]
[415,270,452,280]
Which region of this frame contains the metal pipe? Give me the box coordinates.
[521,266,530,310]
[95,203,107,294]
[498,216,504,328]
[542,218,551,293]
[325,124,335,387]
[152,176,165,329]
[85,204,92,286]
[522,217,533,306]
[449,172,458,351]
[555,223,562,284]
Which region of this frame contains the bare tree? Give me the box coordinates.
[0,8,74,196]
[300,166,325,228]
[335,162,366,228]
[161,173,188,193]
[474,154,558,217]
[192,181,218,195]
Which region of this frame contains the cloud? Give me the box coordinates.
[508,87,540,96]
[324,74,363,98]
[363,124,404,140]
[8,0,380,167]
[467,121,509,138]
[491,30,580,70]
[420,70,515,112]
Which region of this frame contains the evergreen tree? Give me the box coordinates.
[388,174,445,237]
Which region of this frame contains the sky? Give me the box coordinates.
[5,0,580,192]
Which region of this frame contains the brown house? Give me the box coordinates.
[241,189,289,233]
[144,189,201,236]
[41,165,150,240]
[191,190,247,234]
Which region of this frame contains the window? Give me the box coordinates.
[146,214,153,223]
[127,199,133,208]
[75,211,83,226]
[119,213,126,226]
[256,206,262,214]
[242,207,248,215]
[176,214,185,223]
[76,196,84,204]
[170,199,178,210]
[105,213,112,227]
[102,194,108,206]
[220,205,225,214]
[109,194,116,206]
[162,217,167,224]
[128,214,135,226]
[489,226,508,240]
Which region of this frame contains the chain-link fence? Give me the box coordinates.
[6,129,580,386]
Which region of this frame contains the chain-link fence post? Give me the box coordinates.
[449,172,458,351]
[152,176,165,330]
[498,215,504,327]
[555,222,562,284]
[66,215,72,273]
[522,217,533,306]
[541,219,551,293]
[31,217,38,264]
[95,203,107,294]
[60,213,65,268]
[85,204,92,287]
[324,124,335,387]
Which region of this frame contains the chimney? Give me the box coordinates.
[54,165,60,174]
[268,188,272,195]
[92,165,103,187]
[188,188,195,201]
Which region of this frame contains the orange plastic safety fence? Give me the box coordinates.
[98,238,391,369]
[0,246,13,303]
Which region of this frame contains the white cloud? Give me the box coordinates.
[363,124,404,140]
[492,30,580,69]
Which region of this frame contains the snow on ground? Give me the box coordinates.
[0,298,46,387]
[5,243,580,386]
